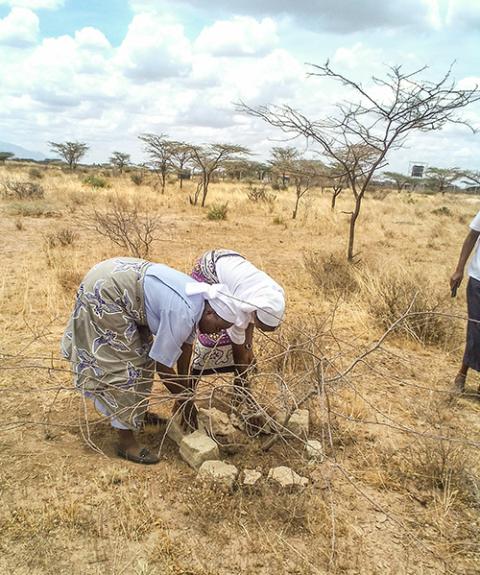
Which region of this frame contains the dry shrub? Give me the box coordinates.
[44,228,78,249]
[131,172,144,186]
[28,167,43,179]
[15,217,23,230]
[7,200,59,217]
[56,267,84,294]
[362,269,454,346]
[89,195,160,258]
[246,183,276,204]
[83,174,109,189]
[432,206,452,217]
[1,179,44,199]
[392,438,472,498]
[304,251,359,296]
[207,202,228,221]
[369,189,391,201]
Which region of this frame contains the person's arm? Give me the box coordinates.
[232,323,255,377]
[156,343,197,429]
[177,342,193,377]
[451,229,480,292]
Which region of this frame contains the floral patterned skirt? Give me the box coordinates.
[61,257,155,430]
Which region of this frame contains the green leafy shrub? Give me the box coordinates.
[207,203,228,221]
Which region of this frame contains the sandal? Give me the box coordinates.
[117,446,159,465]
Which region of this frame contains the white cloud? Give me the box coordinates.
[332,42,383,70]
[0,7,38,46]
[116,13,191,82]
[74,27,111,51]
[151,0,437,33]
[195,16,278,57]
[0,0,63,8]
[446,0,480,28]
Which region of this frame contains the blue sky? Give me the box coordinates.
[0,0,479,172]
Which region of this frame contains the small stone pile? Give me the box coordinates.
[166,407,324,491]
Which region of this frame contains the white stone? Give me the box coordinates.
[179,430,219,470]
[267,466,309,490]
[287,409,310,438]
[242,469,262,486]
[196,460,239,490]
[198,407,236,438]
[165,415,190,446]
[306,440,324,461]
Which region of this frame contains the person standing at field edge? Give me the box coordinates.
[450,210,480,396]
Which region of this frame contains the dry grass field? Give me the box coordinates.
[0,162,479,575]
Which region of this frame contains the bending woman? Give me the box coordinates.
[190,249,285,391]
[61,257,238,464]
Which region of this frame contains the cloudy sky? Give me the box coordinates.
[0,0,479,172]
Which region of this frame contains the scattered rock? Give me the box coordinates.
[179,430,219,470]
[267,466,309,491]
[305,439,324,461]
[165,415,190,446]
[229,412,246,431]
[242,469,262,487]
[287,409,310,438]
[199,407,246,454]
[196,460,239,491]
[198,407,237,438]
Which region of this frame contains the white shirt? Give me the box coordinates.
[215,256,284,344]
[144,264,204,367]
[468,211,480,281]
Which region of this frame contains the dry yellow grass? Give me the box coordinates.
[0,162,479,574]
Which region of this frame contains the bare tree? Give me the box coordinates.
[189,143,250,207]
[462,170,480,186]
[239,62,480,260]
[326,162,349,210]
[425,166,462,194]
[139,133,176,194]
[290,159,324,219]
[110,151,131,174]
[49,141,89,170]
[89,197,160,258]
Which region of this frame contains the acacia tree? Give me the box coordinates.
[49,141,89,170]
[462,170,480,191]
[110,151,131,174]
[269,146,299,188]
[326,162,349,210]
[240,63,480,260]
[169,142,192,189]
[189,143,249,207]
[425,166,462,194]
[383,171,416,193]
[139,133,176,194]
[290,159,324,219]
[0,152,14,163]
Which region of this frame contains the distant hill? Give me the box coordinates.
[0,141,47,161]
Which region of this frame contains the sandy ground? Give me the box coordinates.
[0,164,479,575]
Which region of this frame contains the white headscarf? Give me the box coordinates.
[251,286,285,327]
[185,282,248,326]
